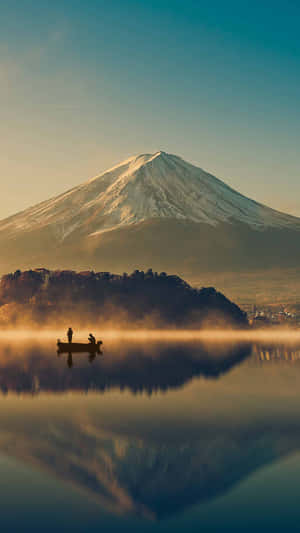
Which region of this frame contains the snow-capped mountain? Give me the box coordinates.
[1,151,299,241]
[0,151,300,276]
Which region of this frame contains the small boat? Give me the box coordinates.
[57,340,103,354]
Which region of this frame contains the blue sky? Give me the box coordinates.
[1,0,299,217]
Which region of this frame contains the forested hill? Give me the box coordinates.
[0,268,247,328]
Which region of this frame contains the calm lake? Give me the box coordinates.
[1,334,300,532]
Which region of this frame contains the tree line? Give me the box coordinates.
[0,268,248,328]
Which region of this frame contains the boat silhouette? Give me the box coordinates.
[57,340,103,354]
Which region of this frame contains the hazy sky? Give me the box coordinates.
[1,0,299,218]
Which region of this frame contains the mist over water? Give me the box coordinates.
[0,328,299,394]
[1,327,300,343]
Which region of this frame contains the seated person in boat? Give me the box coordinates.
[88,333,96,344]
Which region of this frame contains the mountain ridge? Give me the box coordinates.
[1,151,300,242]
[0,151,300,278]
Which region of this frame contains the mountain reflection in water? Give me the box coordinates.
[1,338,300,526]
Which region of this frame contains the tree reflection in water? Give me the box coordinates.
[0,339,251,394]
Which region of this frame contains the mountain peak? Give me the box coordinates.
[152,150,168,157]
[0,150,300,276]
[0,151,300,244]
[88,151,168,184]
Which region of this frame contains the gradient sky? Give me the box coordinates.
[0,0,299,218]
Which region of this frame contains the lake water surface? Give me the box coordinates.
[1,334,300,532]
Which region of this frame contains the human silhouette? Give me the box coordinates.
[88,333,96,344]
[67,327,73,343]
[67,352,73,368]
[89,352,96,363]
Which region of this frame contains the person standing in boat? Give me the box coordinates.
[67,327,73,343]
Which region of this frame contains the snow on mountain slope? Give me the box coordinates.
[1,151,299,241]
